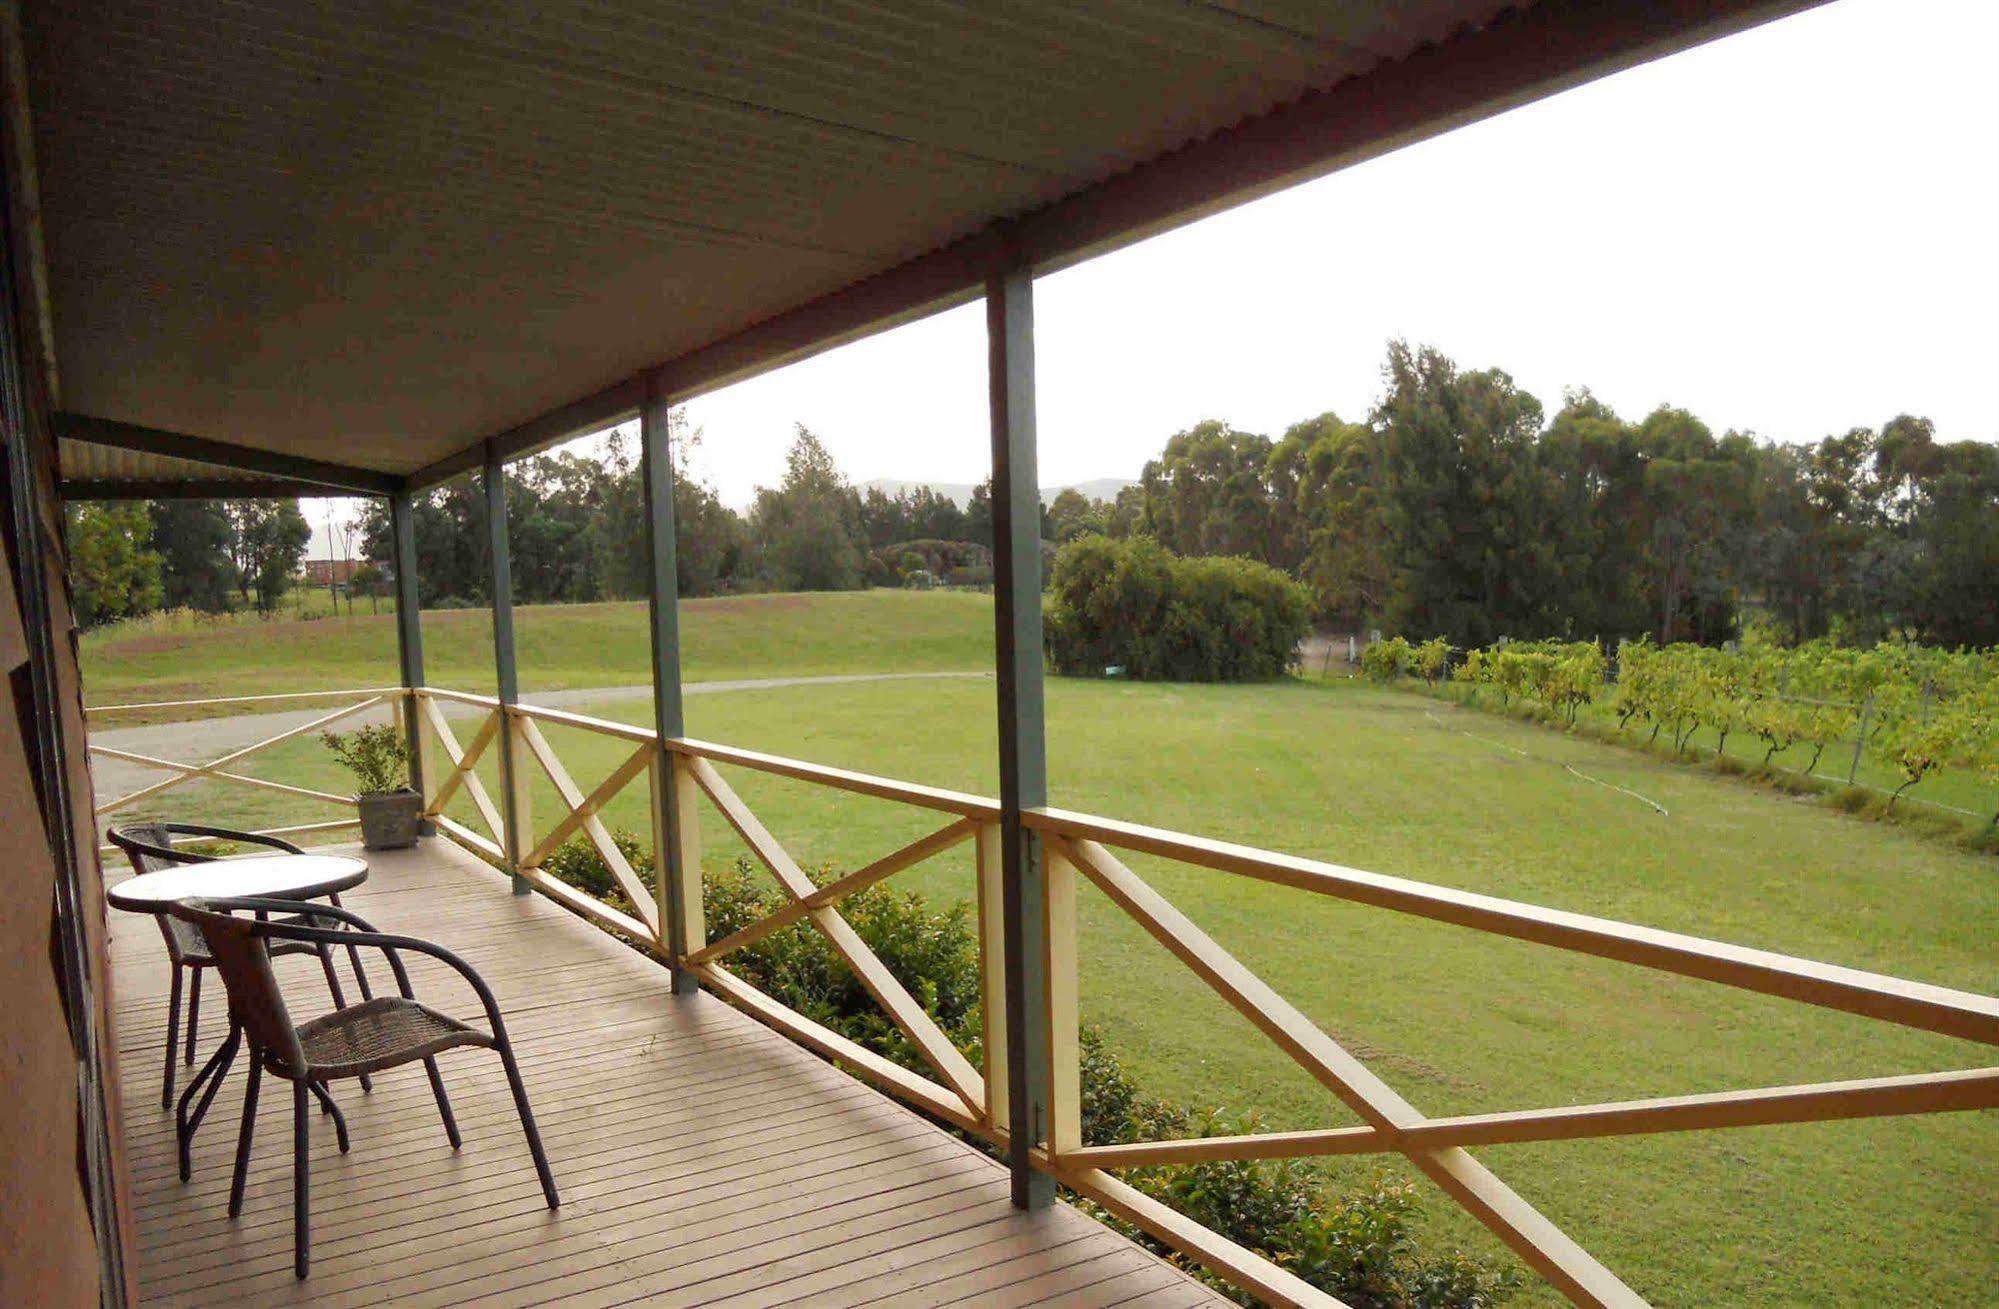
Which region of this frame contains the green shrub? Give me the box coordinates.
[540,829,652,905]
[1361,636,1411,682]
[1044,535,1310,682]
[707,859,983,1070]
[1410,637,1452,684]
[1088,1098,1517,1307]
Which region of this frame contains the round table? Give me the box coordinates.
[108,853,368,912]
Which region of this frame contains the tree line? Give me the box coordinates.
[65,498,312,627]
[1136,341,1998,648]
[65,338,1997,652]
[354,417,1127,607]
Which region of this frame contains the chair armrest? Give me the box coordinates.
[193,896,511,1036]
[165,823,306,856]
[221,896,381,934]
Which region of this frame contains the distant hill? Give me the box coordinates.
[859,477,1136,508]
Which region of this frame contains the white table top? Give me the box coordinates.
[107,853,368,910]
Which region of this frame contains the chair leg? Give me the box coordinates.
[229,1060,261,1217]
[307,1081,350,1153]
[315,946,371,1093]
[293,1080,311,1280]
[162,966,183,1111]
[317,944,348,1010]
[327,893,374,1003]
[184,968,201,1066]
[494,1042,558,1209]
[344,941,374,1002]
[421,1058,461,1149]
[177,1024,240,1183]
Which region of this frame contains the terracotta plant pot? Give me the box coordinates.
[356,788,423,850]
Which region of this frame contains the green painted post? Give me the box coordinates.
[988,254,1055,1210]
[484,442,529,894]
[389,490,430,831]
[641,374,700,995]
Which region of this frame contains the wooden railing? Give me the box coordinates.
[410,687,1999,1309]
[92,684,1999,1308]
[1019,816,1999,1307]
[410,686,1012,1139]
[84,688,404,852]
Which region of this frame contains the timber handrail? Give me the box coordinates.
[413,686,503,709]
[665,736,1001,820]
[84,685,406,715]
[1025,806,1999,1046]
[511,700,655,743]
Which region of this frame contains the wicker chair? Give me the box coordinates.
[106,822,374,1108]
[164,895,559,1279]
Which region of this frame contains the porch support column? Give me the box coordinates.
[483,441,528,894]
[389,490,430,831]
[988,251,1055,1209]
[641,373,700,995]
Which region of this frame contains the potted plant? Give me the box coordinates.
[321,724,422,850]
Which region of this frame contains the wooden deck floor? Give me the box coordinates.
[108,838,1224,1308]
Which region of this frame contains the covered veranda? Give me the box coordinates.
[9,2,1998,1308]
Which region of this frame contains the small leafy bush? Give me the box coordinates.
[1086,1102,1517,1307]
[1044,535,1311,682]
[1361,636,1411,682]
[541,829,652,904]
[1410,637,1453,684]
[319,724,409,795]
[705,859,983,1070]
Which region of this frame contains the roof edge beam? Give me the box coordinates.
[658,233,999,403]
[642,0,1814,412]
[406,0,1816,487]
[57,477,369,501]
[53,413,401,494]
[1014,0,1822,273]
[405,376,645,491]
[406,232,1000,487]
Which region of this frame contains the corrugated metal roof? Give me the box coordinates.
[21,1,1809,486]
[57,440,306,490]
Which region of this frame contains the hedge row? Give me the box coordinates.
[1044,535,1311,682]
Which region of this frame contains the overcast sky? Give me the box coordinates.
[310,0,1997,545]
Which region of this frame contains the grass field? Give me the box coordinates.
[78,590,994,714]
[136,668,1999,1309]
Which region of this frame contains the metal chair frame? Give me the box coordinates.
[165,895,559,1279]
[106,822,374,1108]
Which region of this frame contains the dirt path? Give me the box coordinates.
[87,671,990,803]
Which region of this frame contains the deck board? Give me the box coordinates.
[107,839,1225,1307]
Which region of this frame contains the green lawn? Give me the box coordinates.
[155,673,1999,1308]
[79,590,994,715]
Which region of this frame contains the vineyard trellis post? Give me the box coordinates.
[1849,692,1874,785]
